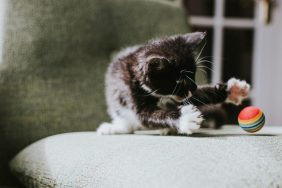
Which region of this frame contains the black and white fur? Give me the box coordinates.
[97,32,250,135]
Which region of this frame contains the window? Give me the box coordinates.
[184,0,258,85]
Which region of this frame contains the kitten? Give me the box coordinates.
[97,32,250,135]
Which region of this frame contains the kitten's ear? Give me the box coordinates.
[183,32,206,50]
[148,58,169,71]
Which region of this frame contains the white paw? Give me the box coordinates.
[96,122,113,135]
[178,105,203,135]
[226,78,250,105]
[97,118,134,135]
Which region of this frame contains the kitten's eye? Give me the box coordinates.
[149,58,169,71]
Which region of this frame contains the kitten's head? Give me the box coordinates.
[136,32,206,102]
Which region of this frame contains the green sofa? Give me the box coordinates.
[3,1,282,187]
[9,127,282,187]
[0,0,190,186]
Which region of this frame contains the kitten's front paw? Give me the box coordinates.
[178,105,203,135]
[226,78,250,105]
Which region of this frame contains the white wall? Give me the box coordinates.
[253,1,282,126]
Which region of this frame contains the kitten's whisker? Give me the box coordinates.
[171,75,182,95]
[196,59,209,66]
[184,100,190,105]
[196,56,213,63]
[197,65,215,73]
[172,82,179,95]
[172,77,181,95]
[184,75,196,85]
[191,96,207,105]
[183,70,194,74]
[197,68,208,75]
[144,89,160,96]
[197,60,213,65]
[183,95,191,105]
[195,41,207,62]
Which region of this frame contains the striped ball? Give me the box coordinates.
[238,106,265,133]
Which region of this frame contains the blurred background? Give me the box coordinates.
[181,0,281,126]
[0,0,281,126]
[0,0,280,127]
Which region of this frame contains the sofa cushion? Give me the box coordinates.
[10,126,282,188]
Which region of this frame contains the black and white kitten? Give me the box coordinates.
[97,32,250,135]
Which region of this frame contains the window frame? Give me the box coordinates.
[188,0,263,84]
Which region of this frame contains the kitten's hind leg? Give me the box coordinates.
[159,128,175,135]
[97,117,135,135]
